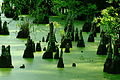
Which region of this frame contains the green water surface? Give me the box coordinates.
[0,1,120,80]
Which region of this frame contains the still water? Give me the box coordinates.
[0,1,120,80]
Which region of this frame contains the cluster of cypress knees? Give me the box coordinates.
[0,15,120,74]
[83,21,120,74]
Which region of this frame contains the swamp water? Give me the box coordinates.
[0,1,120,80]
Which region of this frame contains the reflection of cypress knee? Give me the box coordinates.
[57,49,64,68]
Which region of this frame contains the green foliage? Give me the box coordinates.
[93,6,120,40]
[5,0,98,21]
[107,0,120,3]
[52,0,97,20]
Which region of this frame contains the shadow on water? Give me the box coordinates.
[0,35,9,37]
[103,72,120,80]
[0,68,13,76]
[16,38,27,42]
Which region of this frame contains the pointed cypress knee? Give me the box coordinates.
[60,38,72,48]
[75,28,79,41]
[42,44,53,59]
[2,45,5,54]
[97,44,107,55]
[57,49,64,68]
[23,39,34,58]
[77,30,85,47]
[82,22,91,32]
[16,23,29,38]
[45,22,57,52]
[5,45,14,68]
[43,47,46,51]
[77,39,85,47]
[103,36,113,72]
[88,33,94,42]
[36,41,42,51]
[42,37,45,42]
[105,39,120,74]
[97,36,107,55]
[72,63,76,67]
[2,21,9,35]
[108,55,120,74]
[0,45,14,68]
[54,46,59,59]
[64,43,70,53]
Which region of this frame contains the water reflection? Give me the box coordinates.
[0,68,12,76]
[23,58,34,64]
